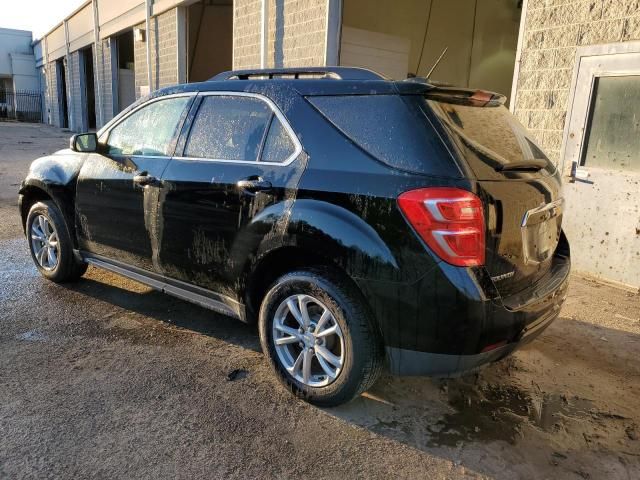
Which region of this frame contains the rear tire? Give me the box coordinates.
[26,201,87,283]
[259,269,382,407]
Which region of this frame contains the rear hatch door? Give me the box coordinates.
[418,91,564,297]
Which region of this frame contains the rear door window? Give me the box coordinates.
[184,96,271,161]
[261,116,297,163]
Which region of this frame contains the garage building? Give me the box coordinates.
[32,0,640,290]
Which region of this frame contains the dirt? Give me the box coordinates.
[0,123,639,479]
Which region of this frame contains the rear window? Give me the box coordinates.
[424,99,555,179]
[307,95,461,177]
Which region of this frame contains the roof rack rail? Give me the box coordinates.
[211,67,385,81]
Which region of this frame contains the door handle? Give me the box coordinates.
[568,161,593,184]
[133,171,160,187]
[569,161,577,183]
[237,177,272,193]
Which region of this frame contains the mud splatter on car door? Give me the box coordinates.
[157,92,305,299]
[75,95,192,271]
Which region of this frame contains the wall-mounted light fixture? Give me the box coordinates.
[134,28,146,43]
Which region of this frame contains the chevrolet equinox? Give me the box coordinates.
[19,67,570,406]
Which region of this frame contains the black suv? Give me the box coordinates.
[19,67,570,406]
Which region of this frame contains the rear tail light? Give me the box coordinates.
[398,187,485,267]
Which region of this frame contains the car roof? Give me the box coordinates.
[150,67,436,98]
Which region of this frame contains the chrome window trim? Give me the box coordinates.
[108,154,174,160]
[176,91,303,166]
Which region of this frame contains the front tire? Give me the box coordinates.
[259,269,382,406]
[26,200,87,283]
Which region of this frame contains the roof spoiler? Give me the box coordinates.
[211,67,386,81]
[404,78,506,107]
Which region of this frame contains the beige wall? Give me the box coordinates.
[67,3,94,52]
[342,0,431,76]
[188,3,233,81]
[98,0,142,26]
[233,0,329,69]
[41,0,190,45]
[268,0,329,67]
[47,25,66,61]
[341,0,520,102]
[233,0,262,69]
[98,0,145,39]
[134,8,180,97]
[468,0,520,100]
[513,0,640,165]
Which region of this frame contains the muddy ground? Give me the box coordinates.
[0,122,639,479]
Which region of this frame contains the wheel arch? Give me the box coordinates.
[240,199,400,332]
[19,180,78,246]
[243,245,385,344]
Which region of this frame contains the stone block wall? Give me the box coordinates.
[134,8,179,99]
[234,0,262,69]
[38,66,47,123]
[234,0,328,69]
[513,0,640,167]
[43,40,113,130]
[68,51,84,132]
[95,38,114,126]
[45,62,60,128]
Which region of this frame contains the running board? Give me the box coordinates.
[81,253,243,321]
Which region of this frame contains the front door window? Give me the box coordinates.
[107,96,191,157]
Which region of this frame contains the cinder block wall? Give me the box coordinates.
[68,51,84,132]
[234,0,328,69]
[43,47,109,130]
[513,0,640,167]
[95,39,114,126]
[134,8,179,98]
[38,66,47,124]
[234,0,262,68]
[45,63,60,128]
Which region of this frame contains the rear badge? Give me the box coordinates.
[491,271,515,282]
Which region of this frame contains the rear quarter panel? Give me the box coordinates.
[262,92,480,347]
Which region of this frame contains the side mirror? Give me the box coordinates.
[70,133,98,153]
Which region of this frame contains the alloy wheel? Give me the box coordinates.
[30,214,59,271]
[272,294,345,387]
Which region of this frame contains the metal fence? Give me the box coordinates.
[0,89,42,123]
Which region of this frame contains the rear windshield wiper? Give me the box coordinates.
[495,159,547,172]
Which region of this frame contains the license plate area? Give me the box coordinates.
[521,199,564,265]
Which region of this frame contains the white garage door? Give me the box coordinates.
[340,27,410,80]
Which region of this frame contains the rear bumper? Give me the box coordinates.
[358,242,570,377]
[386,303,559,376]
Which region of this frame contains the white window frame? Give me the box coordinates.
[561,41,640,175]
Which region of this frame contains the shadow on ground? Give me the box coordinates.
[57,267,640,478]
[58,269,261,353]
[1,165,639,478]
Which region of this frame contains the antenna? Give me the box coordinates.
[426,47,448,79]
